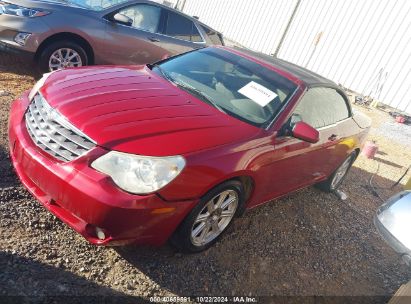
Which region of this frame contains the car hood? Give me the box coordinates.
[39,66,260,156]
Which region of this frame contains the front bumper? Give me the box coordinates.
[374,191,411,266]
[8,92,197,246]
[0,14,50,60]
[0,40,34,60]
[375,216,411,266]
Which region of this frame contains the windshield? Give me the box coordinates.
[152,48,298,128]
[57,0,129,11]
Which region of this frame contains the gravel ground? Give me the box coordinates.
[1,54,411,303]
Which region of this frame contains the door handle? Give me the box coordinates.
[148,36,160,42]
[328,134,338,141]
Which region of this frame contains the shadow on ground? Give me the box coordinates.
[0,53,40,79]
[373,156,403,169]
[116,166,411,300]
[0,144,19,190]
[0,251,147,304]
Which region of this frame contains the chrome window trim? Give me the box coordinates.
[105,5,206,44]
[316,117,351,131]
[105,18,206,44]
[192,22,207,44]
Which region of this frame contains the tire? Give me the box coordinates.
[170,180,244,253]
[38,40,88,73]
[316,152,357,192]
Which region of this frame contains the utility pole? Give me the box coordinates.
[180,0,187,11]
[273,0,302,58]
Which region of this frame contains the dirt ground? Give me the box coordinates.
[1,53,411,303]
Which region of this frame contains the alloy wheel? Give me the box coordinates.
[48,48,83,71]
[331,156,352,189]
[190,190,238,247]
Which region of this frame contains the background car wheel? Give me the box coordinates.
[316,151,357,192]
[170,180,244,253]
[39,41,88,72]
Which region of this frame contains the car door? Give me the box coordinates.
[157,9,206,55]
[258,86,352,202]
[102,3,170,65]
[291,87,353,176]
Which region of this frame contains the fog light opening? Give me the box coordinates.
[95,227,106,240]
[14,32,31,46]
[86,224,108,241]
[402,254,411,266]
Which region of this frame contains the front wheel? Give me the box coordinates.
[38,40,88,72]
[170,180,244,253]
[316,152,357,192]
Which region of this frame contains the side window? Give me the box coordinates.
[165,11,203,42]
[118,4,161,33]
[293,87,350,129]
[200,25,224,45]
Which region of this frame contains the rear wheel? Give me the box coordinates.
[316,152,356,192]
[38,40,88,72]
[171,180,244,253]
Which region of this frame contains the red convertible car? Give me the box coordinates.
[9,46,370,252]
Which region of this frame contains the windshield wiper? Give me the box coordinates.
[148,64,175,83]
[173,80,226,114]
[149,64,225,113]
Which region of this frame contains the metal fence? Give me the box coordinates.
[166,0,411,114]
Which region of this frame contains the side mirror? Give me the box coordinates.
[375,191,411,267]
[112,13,133,26]
[291,121,319,143]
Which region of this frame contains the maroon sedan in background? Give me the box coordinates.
[8,46,370,252]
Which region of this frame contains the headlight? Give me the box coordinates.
[28,72,54,101]
[0,1,49,17]
[91,151,186,194]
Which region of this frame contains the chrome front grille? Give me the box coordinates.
[25,94,96,162]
